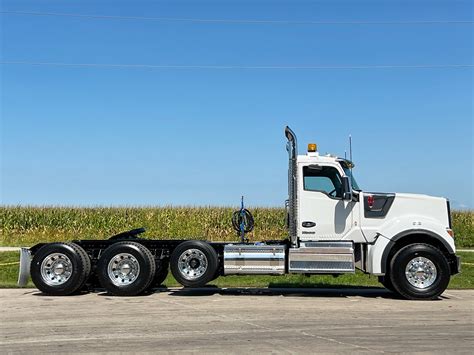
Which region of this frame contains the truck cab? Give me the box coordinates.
[285,126,460,298]
[297,153,362,243]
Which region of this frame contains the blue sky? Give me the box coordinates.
[1,0,473,209]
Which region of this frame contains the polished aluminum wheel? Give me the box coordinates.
[107,253,140,286]
[405,256,437,289]
[178,249,208,281]
[40,253,73,286]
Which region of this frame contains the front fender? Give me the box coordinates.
[366,235,393,275]
[367,224,456,275]
[381,215,455,252]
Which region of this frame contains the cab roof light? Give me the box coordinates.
[308,143,317,152]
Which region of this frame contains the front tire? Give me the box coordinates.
[31,243,91,296]
[170,241,218,287]
[378,275,395,292]
[389,243,450,300]
[97,242,156,296]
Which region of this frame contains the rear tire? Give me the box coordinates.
[152,261,169,287]
[170,241,218,287]
[75,245,92,291]
[97,242,156,296]
[389,243,450,300]
[31,243,91,296]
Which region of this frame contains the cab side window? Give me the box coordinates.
[303,166,343,198]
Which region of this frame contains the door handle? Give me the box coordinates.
[302,221,316,228]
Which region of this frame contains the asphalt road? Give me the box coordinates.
[1,288,473,354]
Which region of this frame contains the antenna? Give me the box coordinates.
[349,135,353,162]
[349,135,353,178]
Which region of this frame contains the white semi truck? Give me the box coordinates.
[18,127,460,299]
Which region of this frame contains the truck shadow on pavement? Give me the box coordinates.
[29,286,446,300]
[163,286,403,299]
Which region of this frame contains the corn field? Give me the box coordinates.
[0,206,286,246]
[0,207,472,248]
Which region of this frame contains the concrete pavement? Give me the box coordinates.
[1,287,473,354]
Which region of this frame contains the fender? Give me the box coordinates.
[367,228,455,275]
[379,229,455,274]
[366,234,393,275]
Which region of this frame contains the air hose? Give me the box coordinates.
[232,196,254,243]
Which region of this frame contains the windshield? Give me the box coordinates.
[342,167,361,191]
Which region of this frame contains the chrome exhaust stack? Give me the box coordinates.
[285,126,298,247]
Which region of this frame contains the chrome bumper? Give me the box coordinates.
[18,248,32,287]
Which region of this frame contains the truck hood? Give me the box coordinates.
[362,191,449,227]
[394,192,447,204]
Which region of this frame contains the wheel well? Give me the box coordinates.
[383,233,454,274]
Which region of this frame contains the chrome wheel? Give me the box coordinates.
[405,256,437,289]
[178,249,208,281]
[107,253,140,286]
[40,253,73,286]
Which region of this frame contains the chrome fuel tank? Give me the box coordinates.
[223,244,286,275]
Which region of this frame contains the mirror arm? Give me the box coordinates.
[342,176,353,201]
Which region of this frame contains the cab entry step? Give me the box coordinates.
[289,241,355,273]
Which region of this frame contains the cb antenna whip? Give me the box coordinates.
[349,134,353,178]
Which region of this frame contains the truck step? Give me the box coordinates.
[289,241,355,273]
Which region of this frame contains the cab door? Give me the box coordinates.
[298,163,354,241]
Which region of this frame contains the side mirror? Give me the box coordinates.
[342,176,352,201]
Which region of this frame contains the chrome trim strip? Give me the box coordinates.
[294,247,353,254]
[18,248,31,287]
[290,253,354,262]
[302,241,353,249]
[225,257,285,262]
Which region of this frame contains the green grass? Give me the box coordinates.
[1,207,472,248]
[0,251,28,288]
[1,251,472,289]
